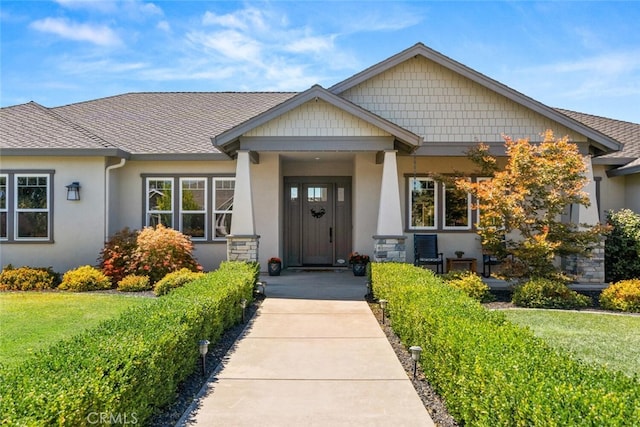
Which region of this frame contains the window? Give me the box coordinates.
[444,181,471,230]
[409,177,437,229]
[147,178,173,228]
[0,175,7,239]
[407,176,478,232]
[213,178,234,239]
[181,178,206,239]
[0,172,53,242]
[145,176,234,241]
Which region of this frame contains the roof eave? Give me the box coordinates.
[0,148,130,158]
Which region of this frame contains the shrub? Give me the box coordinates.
[0,261,256,426]
[371,263,640,426]
[99,227,139,284]
[0,265,60,291]
[153,268,203,296]
[117,275,151,292]
[512,277,591,309]
[600,279,640,312]
[58,265,112,292]
[132,224,202,283]
[442,270,493,302]
[605,209,640,282]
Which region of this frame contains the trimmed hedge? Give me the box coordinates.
[372,263,640,426]
[0,261,255,426]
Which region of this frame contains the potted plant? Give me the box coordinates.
[267,257,282,276]
[349,252,370,276]
[455,251,465,259]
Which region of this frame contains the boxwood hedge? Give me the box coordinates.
[0,261,255,426]
[372,263,639,426]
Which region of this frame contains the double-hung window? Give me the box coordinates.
[144,176,234,241]
[0,175,7,239]
[444,180,471,230]
[0,172,53,242]
[409,177,437,230]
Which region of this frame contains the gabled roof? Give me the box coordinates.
[53,92,297,159]
[556,108,640,176]
[330,43,622,154]
[213,85,423,157]
[0,101,126,157]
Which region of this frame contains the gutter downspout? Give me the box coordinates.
[105,158,127,242]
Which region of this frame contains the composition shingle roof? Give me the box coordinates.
[0,101,117,151]
[53,92,297,156]
[556,108,640,160]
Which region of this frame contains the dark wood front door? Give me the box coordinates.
[284,177,351,267]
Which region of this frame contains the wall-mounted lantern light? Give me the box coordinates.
[66,182,81,201]
[379,299,388,325]
[409,345,423,379]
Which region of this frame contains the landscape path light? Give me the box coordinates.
[409,345,423,379]
[241,298,247,323]
[199,339,210,376]
[379,299,388,325]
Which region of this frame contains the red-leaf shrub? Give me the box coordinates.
[98,227,139,284]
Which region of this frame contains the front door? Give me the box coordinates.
[284,177,351,266]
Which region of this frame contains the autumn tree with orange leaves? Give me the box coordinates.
[456,130,607,280]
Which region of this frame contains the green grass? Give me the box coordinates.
[0,292,153,368]
[503,309,640,378]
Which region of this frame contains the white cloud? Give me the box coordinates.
[187,30,262,63]
[285,36,336,54]
[202,7,269,32]
[30,17,121,46]
[157,20,171,32]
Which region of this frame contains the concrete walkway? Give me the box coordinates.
[181,270,434,426]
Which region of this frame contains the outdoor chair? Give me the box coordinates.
[481,238,513,278]
[414,234,444,274]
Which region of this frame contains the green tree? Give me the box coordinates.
[457,130,607,280]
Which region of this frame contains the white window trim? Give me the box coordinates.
[212,177,235,241]
[179,177,207,241]
[408,177,438,230]
[14,173,51,241]
[146,177,174,228]
[0,174,8,241]
[443,180,472,231]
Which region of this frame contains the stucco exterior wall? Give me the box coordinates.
[340,56,585,144]
[594,166,627,220]
[624,174,640,214]
[396,155,484,263]
[110,159,236,271]
[0,156,106,273]
[245,99,392,138]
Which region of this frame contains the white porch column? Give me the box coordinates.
[373,150,406,262]
[565,155,604,283]
[227,150,259,262]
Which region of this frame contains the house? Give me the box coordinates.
[1,43,638,282]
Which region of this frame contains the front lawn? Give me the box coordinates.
[0,292,152,368]
[502,309,640,378]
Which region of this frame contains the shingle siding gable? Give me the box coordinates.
[340,56,584,143]
[244,99,392,138]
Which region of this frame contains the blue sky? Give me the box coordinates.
[1,1,639,122]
